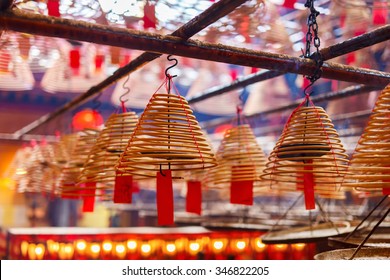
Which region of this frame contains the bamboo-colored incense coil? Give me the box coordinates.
[52,133,79,165]
[58,128,100,197]
[342,84,390,193]
[78,112,139,185]
[205,124,267,188]
[116,93,217,178]
[261,106,349,192]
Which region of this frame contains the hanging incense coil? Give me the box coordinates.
[205,124,267,188]
[342,84,390,193]
[79,112,139,185]
[116,93,217,178]
[58,128,100,197]
[261,106,349,193]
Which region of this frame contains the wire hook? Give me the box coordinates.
[119,74,131,103]
[159,164,166,177]
[165,55,178,94]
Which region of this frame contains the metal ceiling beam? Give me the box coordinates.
[3,0,248,139]
[188,24,390,104]
[1,8,389,86]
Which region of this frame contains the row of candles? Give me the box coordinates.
[11,236,313,260]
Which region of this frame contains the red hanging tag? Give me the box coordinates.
[61,183,79,199]
[186,181,202,215]
[283,0,297,9]
[143,1,157,29]
[156,170,174,225]
[114,172,133,204]
[383,188,390,195]
[303,160,315,210]
[47,0,60,17]
[94,55,104,73]
[82,182,96,212]
[69,49,80,76]
[230,165,254,205]
[373,1,388,25]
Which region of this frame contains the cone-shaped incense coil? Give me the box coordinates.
[206,124,267,187]
[79,112,139,184]
[261,106,349,192]
[116,93,217,177]
[52,133,79,165]
[342,84,390,193]
[58,129,100,197]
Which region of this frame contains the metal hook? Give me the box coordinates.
[165,55,178,78]
[119,74,131,103]
[159,164,166,176]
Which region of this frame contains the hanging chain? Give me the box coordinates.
[304,0,323,85]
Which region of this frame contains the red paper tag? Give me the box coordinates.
[283,0,297,9]
[383,188,390,195]
[186,181,202,215]
[156,170,174,225]
[61,183,79,199]
[114,173,133,204]
[47,0,60,17]
[230,165,254,205]
[230,180,253,205]
[82,182,96,212]
[143,1,157,29]
[303,160,315,210]
[69,49,80,75]
[373,1,388,25]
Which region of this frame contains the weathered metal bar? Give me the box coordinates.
[188,24,390,104]
[1,9,389,86]
[201,84,380,129]
[8,0,248,139]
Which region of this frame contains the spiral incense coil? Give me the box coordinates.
[58,128,100,197]
[116,93,217,178]
[205,124,267,188]
[52,133,79,165]
[79,112,139,184]
[261,106,349,192]
[342,84,390,193]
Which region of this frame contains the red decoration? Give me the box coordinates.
[61,183,80,199]
[230,68,238,81]
[283,0,297,9]
[186,181,202,215]
[373,1,388,25]
[156,170,174,225]
[230,166,253,205]
[72,109,103,131]
[120,54,131,67]
[143,1,157,29]
[47,0,60,17]
[69,49,80,75]
[303,160,315,210]
[114,173,133,204]
[346,52,356,65]
[94,55,104,72]
[82,182,96,212]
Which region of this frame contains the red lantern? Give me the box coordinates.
[72,109,103,131]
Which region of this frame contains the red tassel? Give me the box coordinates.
[143,1,157,29]
[82,182,96,212]
[156,170,174,225]
[303,160,315,210]
[283,0,297,9]
[186,181,202,215]
[47,0,60,17]
[373,1,388,25]
[114,173,133,204]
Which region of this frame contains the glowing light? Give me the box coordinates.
[236,241,246,250]
[102,241,113,252]
[256,239,266,249]
[189,242,200,252]
[275,244,288,251]
[166,243,176,253]
[75,240,87,251]
[115,244,126,254]
[64,244,73,254]
[90,244,101,254]
[127,240,137,250]
[15,168,27,175]
[34,245,44,259]
[213,241,224,250]
[141,244,151,254]
[293,243,306,250]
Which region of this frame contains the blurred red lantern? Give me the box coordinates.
[72,109,103,131]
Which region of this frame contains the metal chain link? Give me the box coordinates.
[304,0,323,85]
